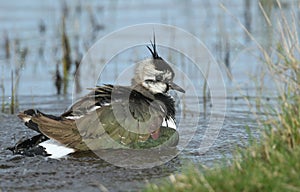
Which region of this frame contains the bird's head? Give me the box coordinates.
[132,37,185,94]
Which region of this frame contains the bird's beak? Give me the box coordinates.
[169,82,185,93]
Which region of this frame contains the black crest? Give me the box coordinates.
[147,34,162,60]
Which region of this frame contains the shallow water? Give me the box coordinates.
[0,95,265,191]
[0,0,296,191]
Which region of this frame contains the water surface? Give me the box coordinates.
[0,0,296,191]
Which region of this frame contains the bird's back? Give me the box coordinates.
[33,84,178,151]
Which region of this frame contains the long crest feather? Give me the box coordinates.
[147,34,161,59]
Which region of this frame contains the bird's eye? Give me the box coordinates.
[156,74,163,81]
[145,79,155,83]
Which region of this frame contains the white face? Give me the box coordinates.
[132,58,175,94]
[142,81,168,94]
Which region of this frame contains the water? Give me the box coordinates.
[0,95,262,191]
[0,0,298,191]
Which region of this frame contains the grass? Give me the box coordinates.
[144,2,300,192]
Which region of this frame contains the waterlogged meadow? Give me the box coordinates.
[0,0,299,191]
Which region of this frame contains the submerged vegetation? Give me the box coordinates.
[1,34,28,114]
[145,2,300,192]
[61,15,72,95]
[1,2,105,113]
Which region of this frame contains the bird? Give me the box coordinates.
[8,37,185,159]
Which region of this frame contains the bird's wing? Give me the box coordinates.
[78,85,168,149]
[35,85,176,151]
[61,85,113,118]
[30,113,89,151]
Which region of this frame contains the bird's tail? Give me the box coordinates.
[18,109,40,132]
[18,109,62,133]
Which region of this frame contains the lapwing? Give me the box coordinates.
[8,38,185,159]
